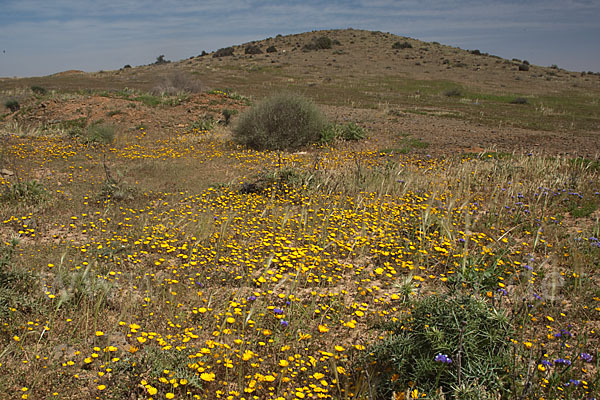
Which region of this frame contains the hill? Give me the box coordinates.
[1,28,599,156]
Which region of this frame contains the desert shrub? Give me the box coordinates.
[303,36,333,51]
[31,85,47,95]
[444,88,462,97]
[152,71,203,95]
[363,294,513,399]
[519,63,530,71]
[233,92,327,151]
[123,64,132,69]
[470,49,482,55]
[213,47,234,57]
[85,121,115,144]
[266,45,277,53]
[510,97,529,104]
[5,99,20,112]
[245,45,263,55]
[392,41,412,49]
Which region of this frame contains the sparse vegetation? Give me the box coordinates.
[233,92,327,150]
[85,121,116,144]
[244,45,263,55]
[392,40,413,49]
[303,36,334,51]
[30,85,47,95]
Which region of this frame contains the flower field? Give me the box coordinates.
[1,106,599,399]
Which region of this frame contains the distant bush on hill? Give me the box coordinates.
[245,45,263,55]
[303,36,333,51]
[213,47,235,58]
[266,45,277,53]
[392,41,412,49]
[233,92,327,151]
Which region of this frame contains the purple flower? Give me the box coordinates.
[280,320,289,328]
[497,288,507,296]
[541,359,553,367]
[435,353,452,364]
[568,379,581,386]
[554,358,572,366]
[273,308,284,315]
[247,295,257,301]
[580,352,593,363]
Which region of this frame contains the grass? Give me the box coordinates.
[0,121,598,399]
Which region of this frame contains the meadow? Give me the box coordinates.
[1,29,600,400]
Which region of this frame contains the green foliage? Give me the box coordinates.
[2,180,47,203]
[320,122,366,143]
[0,238,36,318]
[190,116,215,132]
[30,85,48,95]
[85,121,115,144]
[233,92,327,151]
[5,99,20,112]
[364,294,513,398]
[59,117,88,137]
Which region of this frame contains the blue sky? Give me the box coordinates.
[1,0,599,77]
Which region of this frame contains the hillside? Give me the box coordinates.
[1,29,600,156]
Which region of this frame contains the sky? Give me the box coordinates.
[1,0,599,77]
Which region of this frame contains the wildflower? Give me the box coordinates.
[200,372,215,382]
[435,353,452,364]
[280,320,289,327]
[554,358,571,366]
[580,352,593,362]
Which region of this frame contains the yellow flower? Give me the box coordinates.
[318,325,329,333]
[279,359,289,367]
[97,385,106,391]
[165,393,175,399]
[200,372,215,382]
[147,386,158,395]
[95,331,104,336]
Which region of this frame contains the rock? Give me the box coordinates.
[0,168,14,176]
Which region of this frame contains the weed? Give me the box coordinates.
[221,109,238,125]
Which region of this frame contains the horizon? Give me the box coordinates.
[1,0,600,78]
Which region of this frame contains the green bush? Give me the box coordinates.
[233,93,327,151]
[85,121,115,144]
[364,294,513,399]
[5,99,20,112]
[31,85,48,95]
